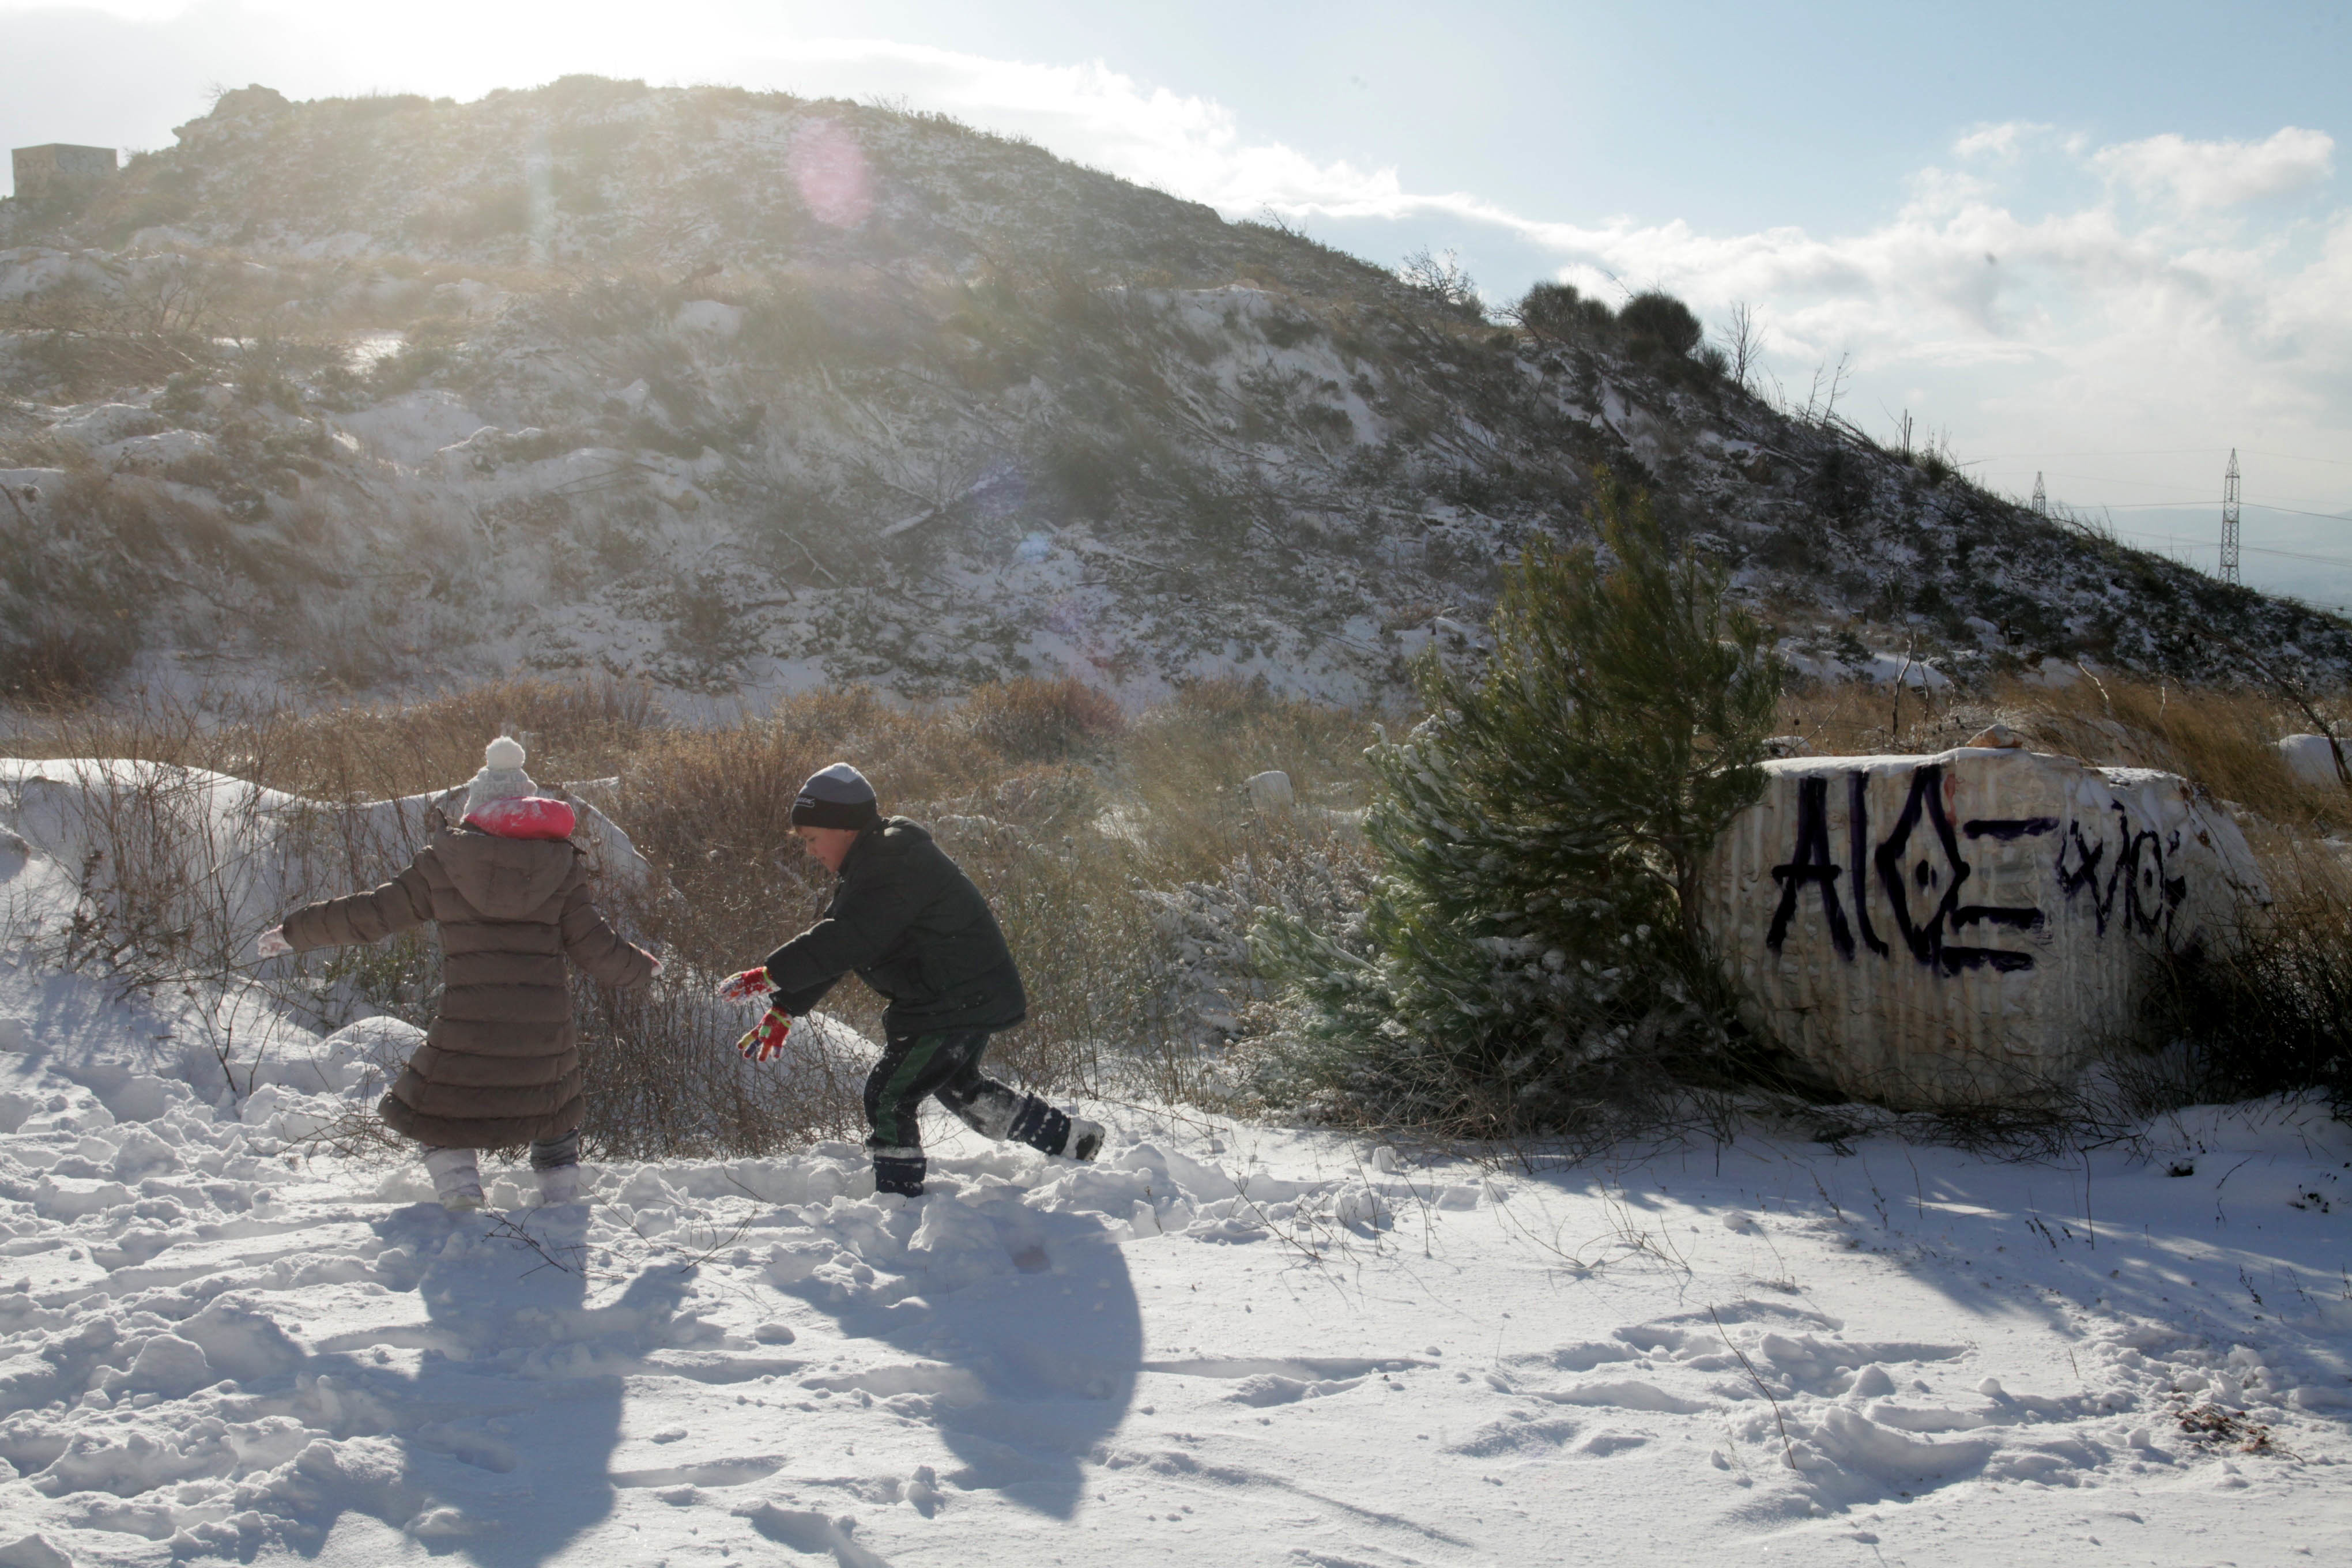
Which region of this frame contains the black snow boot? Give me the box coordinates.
[872,1149,926,1197]
[1007,1096,1073,1158]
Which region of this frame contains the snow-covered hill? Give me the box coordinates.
[4,79,2347,703]
[0,782,2348,1565]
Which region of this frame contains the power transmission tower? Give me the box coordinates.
[2031,473,2046,515]
[2219,449,2241,586]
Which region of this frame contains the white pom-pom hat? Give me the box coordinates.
[463,736,539,819]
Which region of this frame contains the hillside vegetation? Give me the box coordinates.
[2,76,2346,703]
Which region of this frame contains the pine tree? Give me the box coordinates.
[1255,472,1781,1132]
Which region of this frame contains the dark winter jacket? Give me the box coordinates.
[763,817,1027,1037]
[280,822,657,1148]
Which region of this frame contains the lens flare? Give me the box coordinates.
[789,119,872,229]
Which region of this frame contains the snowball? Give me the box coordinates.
[1848,1364,1897,1400]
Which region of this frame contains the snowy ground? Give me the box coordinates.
[1,855,2350,1565]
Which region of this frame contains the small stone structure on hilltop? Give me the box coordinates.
[9,143,118,200]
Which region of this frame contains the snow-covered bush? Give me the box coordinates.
[1254,472,1783,1133]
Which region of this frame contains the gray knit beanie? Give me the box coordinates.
[790,762,879,830]
[463,737,538,819]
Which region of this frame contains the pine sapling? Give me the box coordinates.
[1254,470,1781,1134]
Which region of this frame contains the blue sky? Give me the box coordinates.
[5,1,2349,602]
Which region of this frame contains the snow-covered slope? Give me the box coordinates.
[3,80,2345,703]
[1,829,2347,1565]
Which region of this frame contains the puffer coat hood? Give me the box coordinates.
[278,820,657,1148]
[439,834,578,917]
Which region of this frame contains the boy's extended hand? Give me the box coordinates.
[717,967,771,1003]
[736,1007,791,1062]
[257,927,292,959]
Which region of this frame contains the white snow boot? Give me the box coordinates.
[423,1147,485,1212]
[1066,1117,1105,1162]
[536,1163,582,1205]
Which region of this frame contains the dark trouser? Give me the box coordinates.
[528,1129,580,1170]
[863,1029,1071,1195]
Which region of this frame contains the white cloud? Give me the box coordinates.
[1953,122,2051,164]
[2091,127,2335,210]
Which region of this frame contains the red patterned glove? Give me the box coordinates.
[718,967,772,1003]
[736,1007,792,1062]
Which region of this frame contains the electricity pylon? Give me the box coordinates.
[2220,450,2241,586]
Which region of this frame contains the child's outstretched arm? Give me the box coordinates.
[278,858,436,953]
[558,884,659,989]
[762,858,911,1013]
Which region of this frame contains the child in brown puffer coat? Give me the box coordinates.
[259,738,659,1211]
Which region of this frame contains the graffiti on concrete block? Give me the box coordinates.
[2055,803,2188,938]
[1765,762,2188,975]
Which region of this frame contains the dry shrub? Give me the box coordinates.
[245,678,663,799]
[612,685,1000,875]
[570,971,868,1158]
[959,676,1124,762]
[0,623,139,703]
[2140,840,2352,1113]
[917,805,1166,1097]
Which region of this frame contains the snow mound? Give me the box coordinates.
[0,757,651,948]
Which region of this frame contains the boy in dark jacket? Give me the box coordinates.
[722,763,1102,1197]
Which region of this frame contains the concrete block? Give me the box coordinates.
[1699,745,2264,1108]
